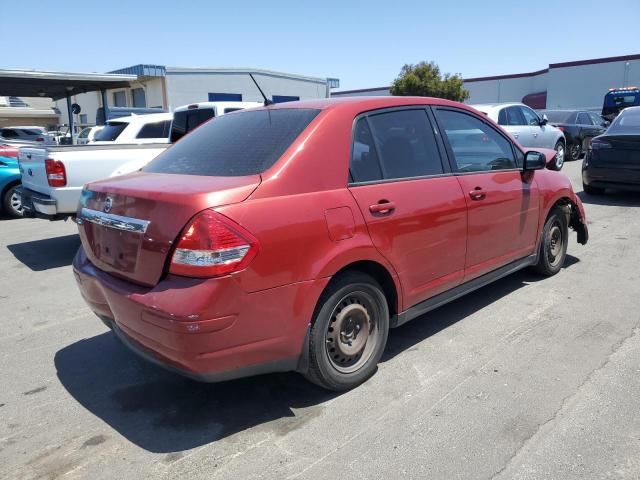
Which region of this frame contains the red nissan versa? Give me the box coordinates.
[73,97,588,391]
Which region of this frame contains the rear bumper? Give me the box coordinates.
[582,167,640,192]
[72,247,329,382]
[19,187,63,219]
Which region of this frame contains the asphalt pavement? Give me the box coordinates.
[1,159,639,479]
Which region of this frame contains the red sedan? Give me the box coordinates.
[73,97,588,391]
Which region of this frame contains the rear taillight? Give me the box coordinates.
[44,158,67,187]
[170,209,259,278]
[556,126,565,132]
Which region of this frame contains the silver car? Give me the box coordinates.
[471,103,566,170]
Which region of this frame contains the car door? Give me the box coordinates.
[433,107,540,282]
[521,105,552,148]
[576,112,603,149]
[348,107,468,308]
[498,106,536,148]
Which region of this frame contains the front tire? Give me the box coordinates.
[551,140,565,170]
[532,207,568,276]
[304,271,389,391]
[2,184,23,218]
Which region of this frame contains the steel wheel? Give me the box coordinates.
[546,222,564,268]
[325,291,380,374]
[554,141,565,170]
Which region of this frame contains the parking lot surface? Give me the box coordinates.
[1,160,639,480]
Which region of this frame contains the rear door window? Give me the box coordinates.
[145,108,320,176]
[350,109,444,182]
[94,122,128,141]
[435,108,517,172]
[136,120,171,139]
[506,107,526,126]
[170,109,216,142]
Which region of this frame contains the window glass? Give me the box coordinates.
[136,120,170,139]
[520,107,540,126]
[498,109,507,125]
[224,108,243,114]
[272,95,300,103]
[506,107,526,126]
[208,93,242,102]
[170,108,215,142]
[78,128,91,139]
[540,110,573,123]
[131,88,146,108]
[351,118,382,182]
[436,109,516,172]
[112,91,127,107]
[589,112,605,126]
[1,129,18,138]
[145,109,320,176]
[607,108,640,134]
[94,122,127,141]
[367,109,444,179]
[576,112,592,125]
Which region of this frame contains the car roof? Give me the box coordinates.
[106,112,173,125]
[173,101,263,112]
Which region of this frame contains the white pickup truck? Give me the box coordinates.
[18,101,260,220]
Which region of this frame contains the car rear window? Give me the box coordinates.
[607,108,640,134]
[94,122,127,141]
[170,108,215,142]
[145,108,321,176]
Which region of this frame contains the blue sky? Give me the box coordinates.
[3,0,640,90]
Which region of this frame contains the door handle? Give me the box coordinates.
[533,132,538,137]
[369,201,395,214]
[513,133,519,138]
[469,187,486,201]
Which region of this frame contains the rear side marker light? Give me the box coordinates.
[45,158,67,187]
[170,209,259,278]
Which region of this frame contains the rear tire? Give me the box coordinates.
[304,271,389,391]
[2,184,23,218]
[583,182,604,195]
[550,140,565,170]
[569,143,581,161]
[532,207,568,276]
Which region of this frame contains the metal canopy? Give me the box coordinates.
[0,69,137,100]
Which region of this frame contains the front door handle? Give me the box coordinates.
[513,133,519,138]
[469,187,486,201]
[533,132,538,137]
[369,201,396,214]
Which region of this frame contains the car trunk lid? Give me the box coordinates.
[77,172,261,286]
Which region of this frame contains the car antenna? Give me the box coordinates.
[249,73,274,106]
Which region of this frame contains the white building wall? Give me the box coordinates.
[546,60,640,110]
[464,73,548,104]
[164,70,328,109]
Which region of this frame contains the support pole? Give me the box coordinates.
[100,89,109,125]
[66,95,75,145]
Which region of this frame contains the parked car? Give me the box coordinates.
[170,101,261,142]
[0,147,22,218]
[18,102,258,221]
[0,126,54,145]
[601,87,640,121]
[77,126,104,145]
[582,106,640,195]
[539,110,607,161]
[471,103,566,170]
[92,113,173,144]
[73,97,588,391]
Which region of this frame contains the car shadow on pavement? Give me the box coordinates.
[54,332,338,453]
[7,234,80,271]
[577,190,640,207]
[54,258,579,454]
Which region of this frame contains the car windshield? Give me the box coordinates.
[607,109,640,135]
[93,122,128,141]
[145,108,321,176]
[541,111,573,123]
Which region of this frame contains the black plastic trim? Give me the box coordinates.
[391,254,538,328]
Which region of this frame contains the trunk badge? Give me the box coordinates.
[104,197,113,213]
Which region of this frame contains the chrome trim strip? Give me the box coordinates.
[77,208,150,234]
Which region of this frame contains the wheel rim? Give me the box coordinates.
[555,144,565,168]
[546,222,564,267]
[8,189,23,216]
[325,291,379,374]
[570,144,581,161]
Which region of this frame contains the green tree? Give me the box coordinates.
[390,61,469,102]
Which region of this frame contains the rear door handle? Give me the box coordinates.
[469,188,486,201]
[369,201,395,214]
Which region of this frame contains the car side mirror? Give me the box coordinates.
[540,114,548,126]
[523,151,546,171]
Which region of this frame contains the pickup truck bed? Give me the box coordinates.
[19,143,168,220]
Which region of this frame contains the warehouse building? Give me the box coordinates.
[52,65,336,127]
[332,53,640,111]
